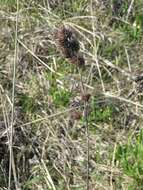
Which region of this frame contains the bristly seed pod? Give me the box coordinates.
[81,93,91,102]
[54,25,85,67]
[54,25,80,58]
[70,110,82,120]
[69,53,85,67]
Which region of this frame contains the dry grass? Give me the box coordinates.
[0,0,143,189]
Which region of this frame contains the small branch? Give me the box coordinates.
[126,0,134,21]
[84,100,90,190]
[78,68,90,190]
[9,0,20,189]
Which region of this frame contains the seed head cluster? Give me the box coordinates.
[54,25,85,67]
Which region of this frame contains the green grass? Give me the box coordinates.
[89,98,116,124]
[116,130,143,189]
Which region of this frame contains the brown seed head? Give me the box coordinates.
[70,110,82,120]
[81,93,91,102]
[54,25,80,58]
[69,53,85,67]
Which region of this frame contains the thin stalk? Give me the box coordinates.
[84,100,89,190]
[78,68,90,190]
[9,0,19,189]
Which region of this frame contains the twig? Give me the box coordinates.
[9,0,19,189]
[78,68,90,190]
[84,100,90,190]
[124,47,132,72]
[110,143,117,190]
[103,92,143,109]
[17,39,62,76]
[126,0,134,21]
[19,105,82,128]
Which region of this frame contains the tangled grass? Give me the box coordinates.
[1,0,143,189]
